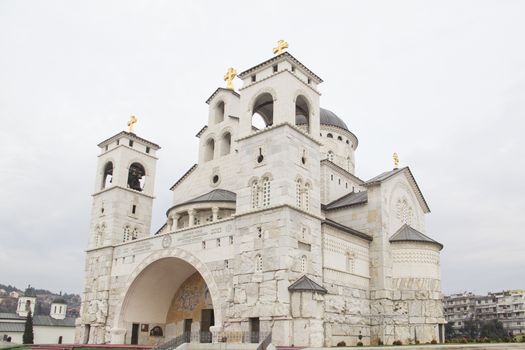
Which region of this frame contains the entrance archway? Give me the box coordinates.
[113,248,221,345]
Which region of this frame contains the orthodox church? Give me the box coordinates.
[77,42,445,347]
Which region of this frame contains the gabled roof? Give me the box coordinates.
[320,160,364,184]
[390,224,443,250]
[288,275,327,294]
[170,164,198,191]
[238,52,323,83]
[364,167,431,213]
[0,321,24,332]
[322,219,373,242]
[97,131,160,149]
[323,191,368,211]
[205,87,240,105]
[167,189,237,214]
[33,315,76,327]
[195,125,208,138]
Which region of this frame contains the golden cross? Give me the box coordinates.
[393,152,400,169]
[224,67,237,90]
[273,39,289,55]
[127,115,138,133]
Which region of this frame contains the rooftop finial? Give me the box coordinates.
[273,39,289,55]
[127,115,138,133]
[393,152,400,169]
[224,67,237,90]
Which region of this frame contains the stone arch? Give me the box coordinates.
[219,128,233,156]
[249,88,277,131]
[112,247,222,343]
[101,160,114,190]
[293,91,314,134]
[204,137,216,162]
[214,100,225,124]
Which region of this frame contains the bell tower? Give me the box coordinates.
[89,126,160,247]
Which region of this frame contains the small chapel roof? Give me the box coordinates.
[390,224,443,250]
[323,191,368,211]
[288,275,327,294]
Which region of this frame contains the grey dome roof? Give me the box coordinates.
[295,107,349,131]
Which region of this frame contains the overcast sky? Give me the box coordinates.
[1,0,524,296]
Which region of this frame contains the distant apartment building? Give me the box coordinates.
[444,290,525,335]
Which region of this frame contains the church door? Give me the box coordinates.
[200,309,214,343]
[250,317,260,343]
[184,319,192,342]
[131,323,139,344]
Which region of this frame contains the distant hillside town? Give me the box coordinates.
[0,284,80,317]
[0,284,80,344]
[444,290,525,339]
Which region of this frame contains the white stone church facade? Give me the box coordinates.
[77,51,445,347]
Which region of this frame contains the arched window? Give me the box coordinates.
[215,101,225,124]
[300,255,307,273]
[347,156,352,171]
[327,151,334,162]
[127,163,145,191]
[251,180,259,209]
[252,93,274,131]
[101,162,113,189]
[204,138,215,162]
[150,326,163,337]
[304,183,311,211]
[296,179,303,208]
[327,133,333,138]
[295,95,310,133]
[255,254,263,272]
[123,226,131,242]
[220,132,231,156]
[262,177,271,207]
[337,136,343,141]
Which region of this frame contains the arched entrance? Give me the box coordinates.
[113,249,221,345]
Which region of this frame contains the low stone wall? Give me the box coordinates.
[307,343,525,350]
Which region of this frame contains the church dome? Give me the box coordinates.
[295,107,349,131]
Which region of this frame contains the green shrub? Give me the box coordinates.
[356,342,363,346]
[430,339,437,344]
[337,341,346,347]
[393,340,402,346]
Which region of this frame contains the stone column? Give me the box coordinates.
[172,214,180,230]
[188,209,196,227]
[212,207,219,222]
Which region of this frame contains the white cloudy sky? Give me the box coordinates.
[1,0,524,295]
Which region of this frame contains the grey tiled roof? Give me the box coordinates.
[288,275,327,294]
[184,189,236,204]
[0,314,76,329]
[323,191,368,211]
[0,313,23,320]
[0,322,24,332]
[390,224,443,250]
[168,189,237,213]
[33,315,76,327]
[322,219,373,242]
